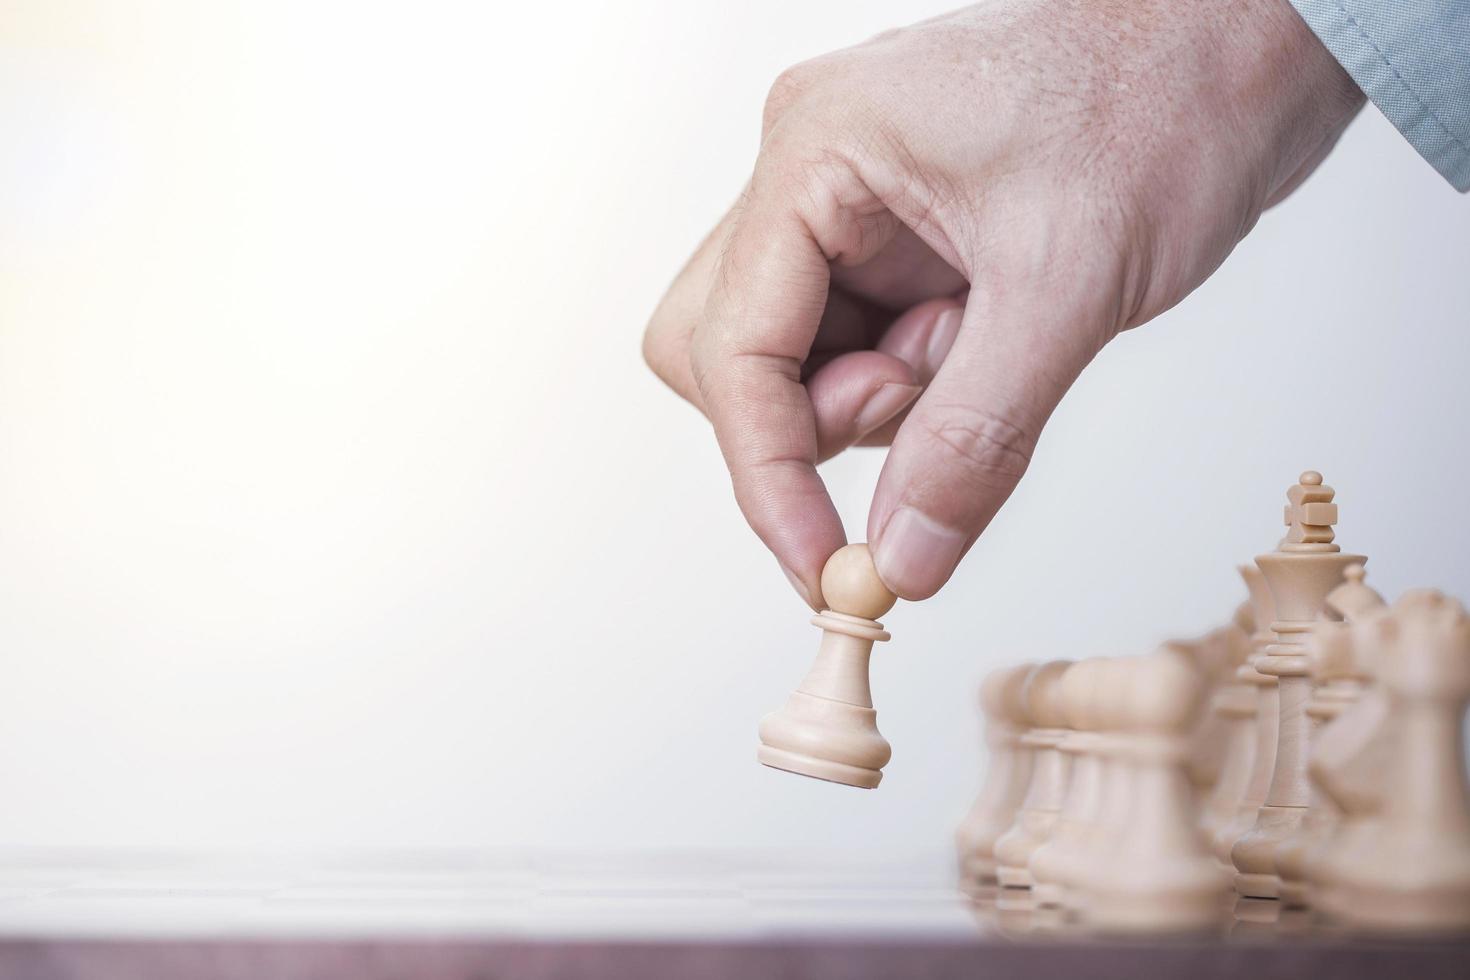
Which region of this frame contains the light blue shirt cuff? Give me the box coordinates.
[1289,0,1470,192]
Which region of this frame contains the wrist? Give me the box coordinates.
[1229,0,1364,194]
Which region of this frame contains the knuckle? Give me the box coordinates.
[751,146,830,221]
[917,405,1034,493]
[749,138,869,250]
[642,294,692,381]
[762,61,820,135]
[640,322,675,379]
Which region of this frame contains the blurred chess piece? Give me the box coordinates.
[956,664,1034,895]
[1213,564,1279,864]
[757,544,897,788]
[1325,563,1388,622]
[1029,658,1108,909]
[994,660,1073,899]
[1064,655,1134,919]
[1233,472,1364,899]
[1321,590,1470,934]
[1306,647,1395,925]
[1184,606,1254,797]
[1082,651,1229,933]
[1197,603,1258,844]
[1276,564,1384,908]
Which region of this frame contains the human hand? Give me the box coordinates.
[644,0,1362,607]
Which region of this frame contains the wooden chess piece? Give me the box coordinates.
[1029,658,1108,909]
[1306,668,1395,924]
[1062,655,1134,918]
[1232,472,1364,899]
[1214,564,1279,864]
[1199,617,1259,845]
[1327,590,1470,934]
[1325,563,1387,623]
[1084,650,1229,933]
[1276,564,1384,908]
[1185,607,1255,799]
[994,660,1074,895]
[757,543,897,789]
[956,664,1035,894]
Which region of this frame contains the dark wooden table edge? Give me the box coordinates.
[0,935,1466,980]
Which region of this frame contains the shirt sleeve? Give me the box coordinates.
[1288,0,1470,192]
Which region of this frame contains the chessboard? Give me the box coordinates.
[0,847,1463,980]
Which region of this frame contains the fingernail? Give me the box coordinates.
[854,383,921,436]
[925,308,962,377]
[779,561,818,608]
[872,506,967,599]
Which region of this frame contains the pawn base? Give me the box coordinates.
[996,865,1034,889]
[1328,882,1470,935]
[1087,890,1224,935]
[1231,895,1282,938]
[1278,879,1310,907]
[1032,881,1066,908]
[757,745,882,789]
[1234,872,1280,899]
[995,884,1035,912]
[958,855,998,896]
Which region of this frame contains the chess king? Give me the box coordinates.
[1231,472,1365,899]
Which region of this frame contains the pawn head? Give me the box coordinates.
[821,543,897,620]
[1059,659,1103,731]
[1121,650,1204,734]
[1021,660,1073,729]
[980,663,1033,726]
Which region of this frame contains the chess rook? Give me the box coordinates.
[757,543,897,789]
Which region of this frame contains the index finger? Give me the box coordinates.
[690,185,846,608]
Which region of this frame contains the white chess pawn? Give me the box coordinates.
[1327,590,1470,934]
[993,660,1074,894]
[757,543,897,789]
[1029,658,1108,909]
[1059,656,1135,918]
[1084,651,1229,933]
[1233,472,1364,899]
[1325,563,1388,623]
[956,664,1034,894]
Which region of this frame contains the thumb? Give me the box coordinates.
[867,282,1107,599]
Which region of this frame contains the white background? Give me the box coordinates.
[0,1,1465,852]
